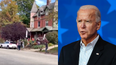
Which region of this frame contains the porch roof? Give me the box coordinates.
[27,26,58,32]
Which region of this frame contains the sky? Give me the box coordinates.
[0,0,56,7]
[0,0,56,11]
[35,0,56,7]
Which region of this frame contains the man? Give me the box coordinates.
[17,40,21,50]
[59,5,116,65]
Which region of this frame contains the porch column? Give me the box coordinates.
[30,32,31,40]
[36,32,37,40]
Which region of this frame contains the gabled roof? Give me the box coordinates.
[44,26,52,30]
[27,28,33,32]
[39,5,46,11]
[47,3,55,9]
[32,2,55,17]
[33,13,37,17]
[31,1,38,13]
[27,28,42,32]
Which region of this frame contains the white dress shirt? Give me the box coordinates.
[79,35,99,65]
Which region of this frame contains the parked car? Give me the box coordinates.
[0,41,17,49]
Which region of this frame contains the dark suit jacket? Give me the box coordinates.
[59,37,116,65]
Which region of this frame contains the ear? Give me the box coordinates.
[97,21,101,30]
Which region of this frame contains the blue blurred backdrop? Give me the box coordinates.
[58,0,116,59]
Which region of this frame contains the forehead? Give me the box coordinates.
[77,9,96,18]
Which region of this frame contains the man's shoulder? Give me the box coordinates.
[106,41,116,48]
[102,39,116,51]
[62,40,80,50]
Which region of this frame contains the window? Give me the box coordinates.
[40,11,43,15]
[46,12,48,15]
[31,22,34,28]
[46,21,48,26]
[55,6,58,11]
[38,21,40,27]
[45,9,49,15]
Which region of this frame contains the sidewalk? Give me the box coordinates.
[46,45,58,50]
[22,45,58,52]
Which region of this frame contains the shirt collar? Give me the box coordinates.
[80,35,99,47]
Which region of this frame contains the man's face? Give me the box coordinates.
[77,9,101,40]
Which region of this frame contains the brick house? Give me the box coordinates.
[27,0,58,40]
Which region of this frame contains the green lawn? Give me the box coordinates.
[47,47,58,55]
[37,47,58,55]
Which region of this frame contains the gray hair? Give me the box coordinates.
[78,5,101,22]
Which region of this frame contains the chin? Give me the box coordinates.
[80,35,88,39]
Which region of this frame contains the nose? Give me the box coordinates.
[81,22,86,28]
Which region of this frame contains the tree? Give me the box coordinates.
[14,0,37,26]
[46,31,58,44]
[1,22,26,41]
[0,0,20,26]
[45,9,58,27]
[45,0,58,27]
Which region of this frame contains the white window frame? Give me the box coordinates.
[38,21,40,27]
[45,21,48,26]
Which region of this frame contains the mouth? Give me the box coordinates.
[80,31,86,34]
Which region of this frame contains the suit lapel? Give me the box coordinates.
[71,41,80,65]
[87,37,105,65]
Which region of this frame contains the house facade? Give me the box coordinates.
[27,0,58,40]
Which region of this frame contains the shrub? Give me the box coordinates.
[48,43,54,46]
[0,38,5,43]
[46,31,58,44]
[32,45,39,49]
[23,39,28,46]
[32,44,45,51]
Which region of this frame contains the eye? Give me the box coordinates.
[78,20,82,22]
[86,21,89,22]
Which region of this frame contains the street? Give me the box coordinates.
[0,48,58,65]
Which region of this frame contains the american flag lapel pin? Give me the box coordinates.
[96,53,99,55]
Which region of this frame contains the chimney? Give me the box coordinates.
[47,0,51,5]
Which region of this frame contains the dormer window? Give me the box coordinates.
[46,12,48,15]
[55,6,58,11]
[45,8,49,15]
[40,11,43,14]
